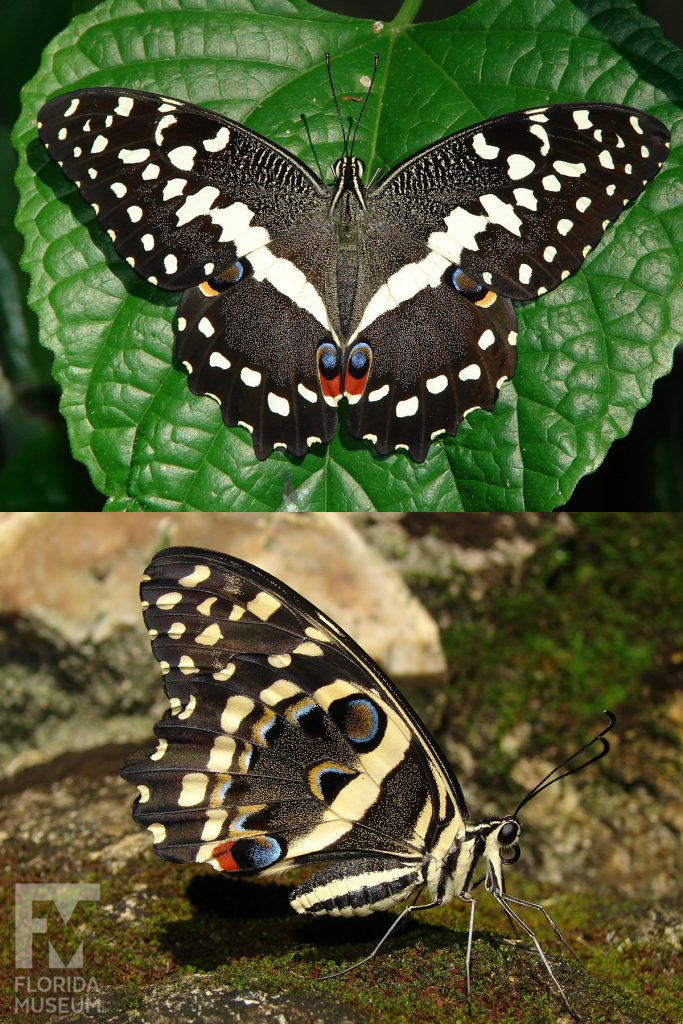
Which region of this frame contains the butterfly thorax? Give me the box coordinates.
[428,817,521,905]
[331,156,367,215]
[326,156,369,338]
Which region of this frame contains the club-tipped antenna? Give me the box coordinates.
[326,52,348,157]
[513,709,616,817]
[349,52,379,157]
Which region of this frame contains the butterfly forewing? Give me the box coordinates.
[122,548,466,897]
[371,103,670,302]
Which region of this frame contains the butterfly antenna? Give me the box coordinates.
[349,52,379,157]
[326,52,348,157]
[513,710,616,816]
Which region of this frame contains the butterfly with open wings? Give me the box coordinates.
[122,547,615,1018]
[37,59,669,461]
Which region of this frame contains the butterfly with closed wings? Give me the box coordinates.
[37,56,669,462]
[122,547,615,1018]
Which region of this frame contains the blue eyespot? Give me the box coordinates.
[208,260,245,291]
[451,267,487,300]
[347,342,372,379]
[318,342,340,380]
[328,694,385,749]
[233,835,283,869]
[344,698,380,742]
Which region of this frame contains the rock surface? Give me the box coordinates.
[0,512,445,775]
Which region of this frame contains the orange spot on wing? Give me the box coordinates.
[320,374,341,401]
[213,841,240,871]
[344,371,369,398]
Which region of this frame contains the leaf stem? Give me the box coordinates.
[388,0,423,28]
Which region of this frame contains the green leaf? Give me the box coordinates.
[14,0,683,510]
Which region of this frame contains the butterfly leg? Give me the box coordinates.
[321,894,439,981]
[499,891,583,970]
[492,892,581,1022]
[463,895,477,1011]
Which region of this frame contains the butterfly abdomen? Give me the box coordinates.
[290,857,424,917]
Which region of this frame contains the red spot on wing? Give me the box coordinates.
[213,841,240,871]
[343,368,370,398]
[320,373,342,401]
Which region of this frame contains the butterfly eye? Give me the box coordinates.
[450,266,488,300]
[498,821,519,846]
[501,844,521,865]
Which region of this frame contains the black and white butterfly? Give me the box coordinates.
[122,547,615,1017]
[36,64,669,463]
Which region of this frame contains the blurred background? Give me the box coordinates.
[0,0,680,511]
[1,512,681,1021]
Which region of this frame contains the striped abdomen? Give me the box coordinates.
[290,857,423,917]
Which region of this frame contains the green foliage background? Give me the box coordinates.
[7,0,683,510]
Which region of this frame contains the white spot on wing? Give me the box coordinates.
[543,245,556,262]
[110,182,127,198]
[507,154,535,180]
[127,206,143,223]
[576,196,591,213]
[164,254,178,275]
[119,147,150,164]
[529,123,550,155]
[368,384,389,402]
[64,97,80,117]
[155,114,177,146]
[557,218,573,235]
[141,233,155,251]
[519,263,532,284]
[198,317,214,337]
[554,160,586,177]
[396,395,418,418]
[513,187,537,211]
[196,623,223,646]
[268,393,290,417]
[599,150,615,169]
[478,329,495,349]
[241,367,261,387]
[115,96,134,116]
[176,185,219,226]
[163,178,187,201]
[298,383,318,403]
[630,115,643,134]
[203,127,230,152]
[572,109,592,130]
[542,175,561,191]
[459,364,481,381]
[168,145,197,171]
[142,163,160,180]
[472,132,500,159]
[209,352,230,369]
[426,374,448,394]
[480,194,522,235]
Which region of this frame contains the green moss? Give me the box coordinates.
[40,860,679,1024]
[435,513,683,769]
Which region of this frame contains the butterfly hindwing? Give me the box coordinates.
[175,250,339,457]
[122,548,466,907]
[345,268,517,459]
